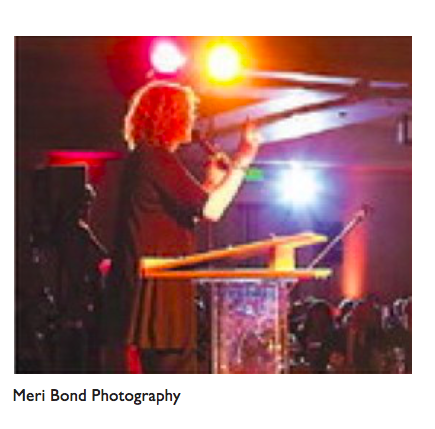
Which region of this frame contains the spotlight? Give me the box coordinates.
[277,161,321,206]
[150,40,186,74]
[206,43,242,82]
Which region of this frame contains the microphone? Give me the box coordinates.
[192,129,231,170]
[192,129,219,157]
[361,203,374,214]
[355,204,375,223]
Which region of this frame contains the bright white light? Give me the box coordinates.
[150,40,186,74]
[206,44,242,82]
[277,161,320,206]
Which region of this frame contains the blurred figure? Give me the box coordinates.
[403,298,412,372]
[346,299,385,373]
[326,298,355,373]
[384,297,412,373]
[24,177,107,373]
[300,299,336,373]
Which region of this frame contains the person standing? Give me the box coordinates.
[103,80,259,373]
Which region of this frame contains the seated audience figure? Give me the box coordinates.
[384,297,412,373]
[345,299,385,373]
[299,299,336,373]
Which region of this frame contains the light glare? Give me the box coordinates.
[150,40,186,74]
[278,162,320,206]
[207,44,242,82]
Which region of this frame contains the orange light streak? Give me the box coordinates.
[342,225,367,299]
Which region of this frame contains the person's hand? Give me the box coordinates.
[203,152,230,191]
[234,118,261,168]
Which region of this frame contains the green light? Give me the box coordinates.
[245,167,264,182]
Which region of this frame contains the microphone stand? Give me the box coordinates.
[308,205,372,270]
[287,204,373,295]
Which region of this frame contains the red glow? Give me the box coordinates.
[126,346,142,374]
[342,225,367,299]
[47,151,122,182]
[48,150,121,162]
[98,258,112,276]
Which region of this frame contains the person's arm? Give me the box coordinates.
[142,146,208,219]
[202,120,260,222]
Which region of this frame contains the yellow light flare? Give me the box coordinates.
[206,43,242,83]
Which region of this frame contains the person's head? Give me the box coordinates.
[304,299,334,336]
[124,80,197,152]
[349,299,381,332]
[337,298,356,326]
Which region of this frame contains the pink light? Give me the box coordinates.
[48,151,122,162]
[47,151,123,183]
[150,40,186,74]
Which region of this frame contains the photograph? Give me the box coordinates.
[15,36,412,375]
